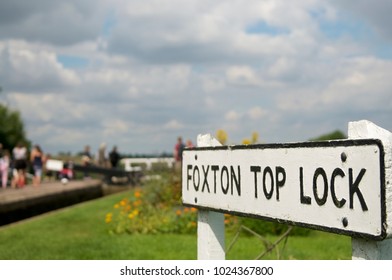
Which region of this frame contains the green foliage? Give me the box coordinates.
[310,130,347,141]
[106,171,199,234]
[0,103,30,150]
[106,170,310,237]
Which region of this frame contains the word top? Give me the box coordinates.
[182,139,386,240]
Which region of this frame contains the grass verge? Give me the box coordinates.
[0,190,351,260]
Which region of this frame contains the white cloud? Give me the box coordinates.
[248,107,267,120]
[226,66,260,86]
[0,40,80,92]
[164,119,184,130]
[202,76,226,92]
[268,57,297,80]
[331,0,392,42]
[321,57,392,108]
[102,119,131,139]
[0,0,110,45]
[0,0,391,154]
[225,110,241,122]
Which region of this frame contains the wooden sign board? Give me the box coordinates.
[182,139,386,240]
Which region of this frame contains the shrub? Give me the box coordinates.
[105,170,310,236]
[105,171,199,234]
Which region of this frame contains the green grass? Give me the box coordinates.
[0,191,351,260]
[225,231,351,260]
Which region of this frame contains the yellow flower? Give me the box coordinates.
[105,213,112,223]
[134,191,142,198]
[120,199,127,207]
[128,209,139,220]
[133,200,142,207]
[114,204,119,209]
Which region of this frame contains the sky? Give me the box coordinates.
[0,0,391,156]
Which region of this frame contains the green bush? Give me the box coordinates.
[106,171,199,234]
[150,162,172,172]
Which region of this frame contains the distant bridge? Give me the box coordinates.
[72,164,142,185]
[46,159,144,185]
[120,157,175,171]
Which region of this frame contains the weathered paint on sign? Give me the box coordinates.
[182,139,386,240]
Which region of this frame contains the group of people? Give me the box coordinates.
[80,144,121,180]
[1,137,190,188]
[81,144,121,169]
[0,142,46,189]
[173,137,193,170]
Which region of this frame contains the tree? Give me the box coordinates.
[0,103,30,151]
[310,130,347,141]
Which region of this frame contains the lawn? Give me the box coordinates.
[0,190,352,260]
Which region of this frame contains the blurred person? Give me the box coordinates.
[59,162,74,184]
[81,145,92,179]
[109,146,120,168]
[12,142,28,188]
[30,145,45,187]
[186,139,194,148]
[97,142,107,167]
[0,149,10,188]
[173,136,185,170]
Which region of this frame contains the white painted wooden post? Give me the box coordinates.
[348,120,392,259]
[196,134,225,260]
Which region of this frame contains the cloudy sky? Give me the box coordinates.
[0,0,391,156]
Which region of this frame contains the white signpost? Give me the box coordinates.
[182,120,392,259]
